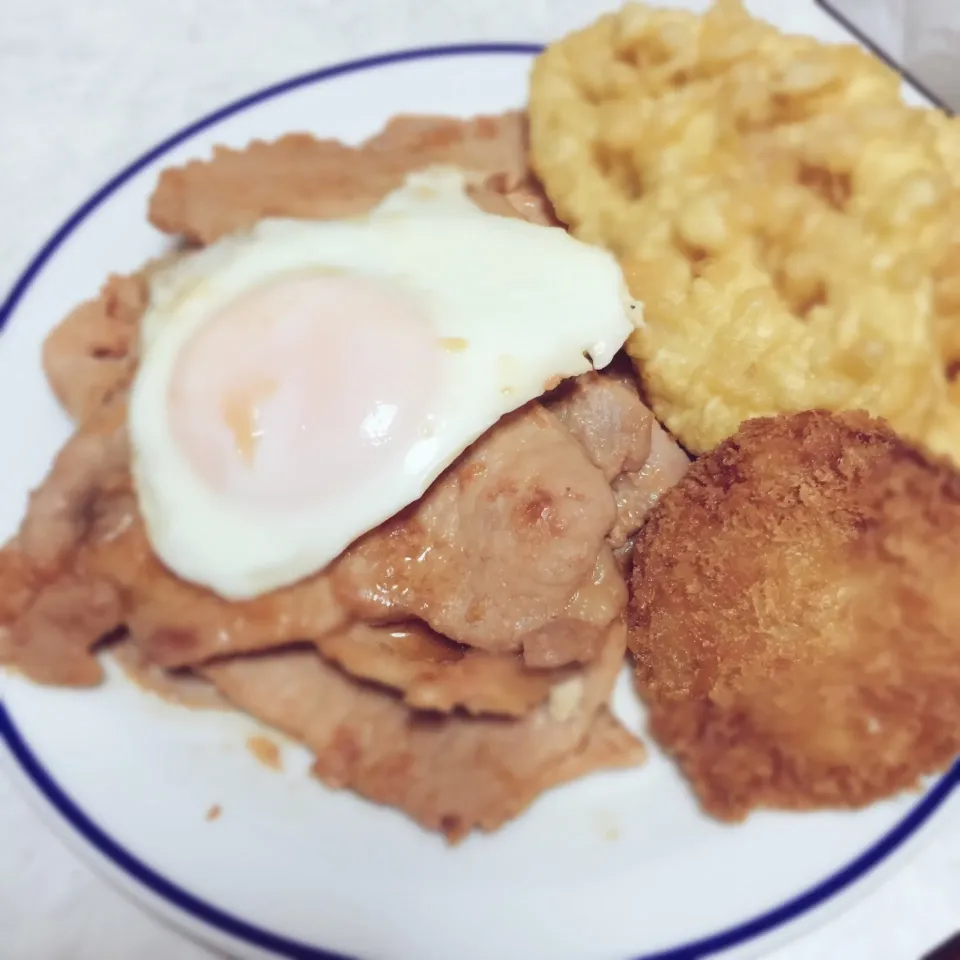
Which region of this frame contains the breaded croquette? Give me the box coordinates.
[629,410,960,819]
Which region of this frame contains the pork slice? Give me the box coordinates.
[547,370,690,561]
[0,544,36,639]
[315,620,574,717]
[324,546,626,696]
[110,640,229,710]
[333,403,617,658]
[53,420,347,669]
[149,112,530,246]
[466,182,552,226]
[361,112,528,186]
[129,558,348,669]
[1,403,137,685]
[548,371,653,481]
[85,511,348,669]
[477,173,563,228]
[204,619,644,841]
[0,480,131,686]
[1,391,347,683]
[0,406,131,685]
[4,574,123,687]
[41,257,177,425]
[0,534,123,689]
[5,500,347,682]
[608,421,691,550]
[42,275,141,424]
[520,544,626,667]
[19,400,129,576]
[148,136,388,245]
[0,542,117,687]
[0,546,29,668]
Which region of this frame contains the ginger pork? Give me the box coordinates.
[0,112,689,840]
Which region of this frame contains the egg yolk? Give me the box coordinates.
[168,272,437,505]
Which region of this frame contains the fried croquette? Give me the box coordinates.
[629,410,960,819]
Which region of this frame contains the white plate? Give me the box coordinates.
[2,5,959,960]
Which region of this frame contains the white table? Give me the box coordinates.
[2,1,959,957]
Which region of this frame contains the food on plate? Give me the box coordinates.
[14,1,956,839]
[133,166,634,599]
[331,404,622,663]
[528,0,960,463]
[110,640,229,710]
[0,113,695,840]
[313,620,577,717]
[546,365,691,564]
[247,735,282,770]
[49,114,556,436]
[629,410,960,819]
[43,268,155,424]
[149,113,533,244]
[205,621,642,841]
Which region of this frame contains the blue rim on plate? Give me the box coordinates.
[1,40,959,960]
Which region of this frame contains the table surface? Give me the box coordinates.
[2,1,960,958]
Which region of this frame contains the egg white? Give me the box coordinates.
[130,167,641,599]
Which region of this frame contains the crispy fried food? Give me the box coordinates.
[528,0,960,462]
[205,620,644,841]
[315,621,574,717]
[149,112,530,245]
[629,410,960,819]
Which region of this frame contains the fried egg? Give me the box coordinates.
[129,167,639,599]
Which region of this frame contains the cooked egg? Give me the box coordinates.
[129,167,640,599]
